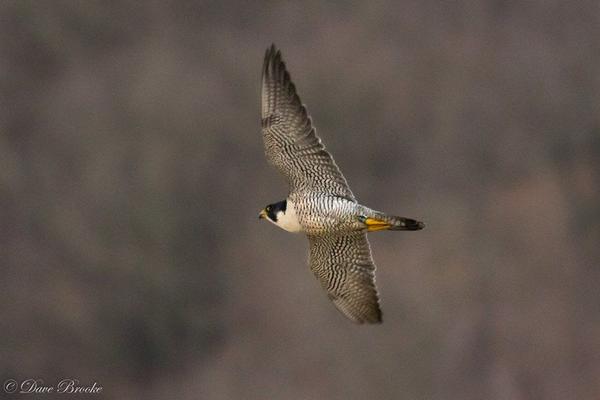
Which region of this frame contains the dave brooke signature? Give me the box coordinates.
[10,379,102,394]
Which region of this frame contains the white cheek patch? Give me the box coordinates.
[276,201,302,233]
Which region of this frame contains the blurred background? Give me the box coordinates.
[1,1,599,399]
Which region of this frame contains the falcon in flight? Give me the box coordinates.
[258,45,424,324]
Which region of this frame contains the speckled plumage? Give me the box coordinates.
[260,45,423,324]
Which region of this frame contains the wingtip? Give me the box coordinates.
[373,309,383,324]
[358,312,383,325]
[263,44,277,77]
[263,43,290,87]
[263,44,283,75]
[264,43,279,61]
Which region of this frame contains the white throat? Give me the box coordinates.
[271,200,302,233]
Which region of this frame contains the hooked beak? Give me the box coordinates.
[258,209,267,220]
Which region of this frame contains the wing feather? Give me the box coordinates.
[308,233,382,324]
[261,45,355,200]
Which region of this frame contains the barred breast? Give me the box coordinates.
[289,194,365,235]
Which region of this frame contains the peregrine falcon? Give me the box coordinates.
[258,45,424,324]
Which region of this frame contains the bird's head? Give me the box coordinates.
[258,200,287,224]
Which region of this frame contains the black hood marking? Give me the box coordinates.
[266,200,287,221]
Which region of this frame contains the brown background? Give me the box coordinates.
[2,1,599,399]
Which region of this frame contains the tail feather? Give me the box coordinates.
[360,214,424,232]
[386,216,425,231]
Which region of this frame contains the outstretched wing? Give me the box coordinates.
[308,233,382,323]
[261,44,355,201]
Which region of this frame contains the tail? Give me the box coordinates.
[359,213,425,232]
